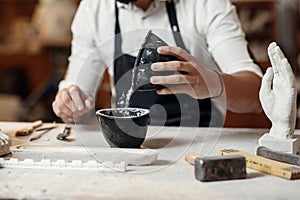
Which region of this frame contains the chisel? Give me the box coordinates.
[219,149,300,180]
[14,120,43,136]
[29,125,58,141]
[256,146,300,167]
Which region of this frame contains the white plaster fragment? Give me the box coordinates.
[70,160,83,168]
[21,159,35,166]
[85,160,98,168]
[7,158,19,166]
[40,159,51,167]
[54,160,67,168]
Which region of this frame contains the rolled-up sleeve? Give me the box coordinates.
[202,0,262,77]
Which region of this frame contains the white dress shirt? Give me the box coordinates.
[59,0,263,98]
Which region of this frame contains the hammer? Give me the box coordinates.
[185,153,247,182]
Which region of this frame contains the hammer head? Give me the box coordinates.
[195,155,247,182]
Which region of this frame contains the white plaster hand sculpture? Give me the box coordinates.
[0,129,11,156]
[259,42,296,139]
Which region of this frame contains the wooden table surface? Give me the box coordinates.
[0,121,300,200]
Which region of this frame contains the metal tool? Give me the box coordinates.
[56,125,71,140]
[257,146,300,167]
[185,152,246,182]
[14,120,43,136]
[29,125,57,141]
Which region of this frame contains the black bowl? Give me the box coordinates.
[96,108,150,148]
[133,30,179,91]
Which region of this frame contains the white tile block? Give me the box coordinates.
[259,133,300,154]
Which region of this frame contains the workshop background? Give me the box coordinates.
[0,0,298,128]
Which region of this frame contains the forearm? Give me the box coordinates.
[215,71,262,113]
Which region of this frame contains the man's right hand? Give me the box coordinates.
[52,85,95,123]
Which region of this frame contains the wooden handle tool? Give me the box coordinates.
[219,149,300,180]
[29,125,58,141]
[185,152,199,165]
[14,120,43,136]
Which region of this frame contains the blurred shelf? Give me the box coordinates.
[224,111,271,128]
[224,0,276,128]
[0,52,52,93]
[232,0,276,65]
[232,0,275,5]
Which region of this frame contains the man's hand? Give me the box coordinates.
[259,42,296,139]
[150,46,222,99]
[52,85,95,123]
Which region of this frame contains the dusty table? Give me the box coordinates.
[0,121,300,199]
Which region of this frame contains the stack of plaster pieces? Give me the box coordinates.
[0,158,126,172]
[2,146,159,172]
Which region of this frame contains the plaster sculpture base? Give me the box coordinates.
[259,133,300,154]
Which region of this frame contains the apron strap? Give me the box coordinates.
[166,0,188,51]
[114,3,122,58]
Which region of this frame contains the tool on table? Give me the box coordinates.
[257,146,300,167]
[0,158,126,172]
[10,145,159,166]
[185,152,247,182]
[219,149,300,180]
[185,152,199,165]
[56,125,71,140]
[14,120,43,136]
[29,124,58,141]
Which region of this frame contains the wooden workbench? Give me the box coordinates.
[0,121,300,199]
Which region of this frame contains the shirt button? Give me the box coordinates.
[172,25,178,32]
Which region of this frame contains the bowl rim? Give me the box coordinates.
[96,107,150,119]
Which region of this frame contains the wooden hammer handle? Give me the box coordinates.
[219,149,300,180]
[185,152,199,165]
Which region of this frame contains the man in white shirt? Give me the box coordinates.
[52,0,263,126]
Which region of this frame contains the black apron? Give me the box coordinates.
[113,0,213,127]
